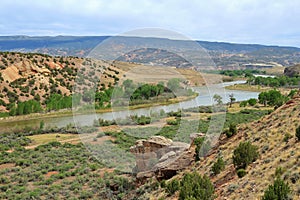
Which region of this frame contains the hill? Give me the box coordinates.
[0,52,122,113]
[148,91,300,199]
[0,52,207,114]
[1,36,300,68]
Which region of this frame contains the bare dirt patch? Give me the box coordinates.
[44,171,59,178]
[99,168,115,177]
[0,163,15,169]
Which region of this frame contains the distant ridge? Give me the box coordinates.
[0,35,299,53]
[0,35,300,67]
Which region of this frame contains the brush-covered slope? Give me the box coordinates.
[150,91,300,199]
[0,51,207,113]
[198,91,300,199]
[0,52,121,112]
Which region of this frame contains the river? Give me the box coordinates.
[0,80,259,132]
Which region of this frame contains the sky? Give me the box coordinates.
[1,0,300,47]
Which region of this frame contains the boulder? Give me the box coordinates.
[130,134,204,181]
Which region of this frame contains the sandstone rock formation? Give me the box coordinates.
[130,135,203,181]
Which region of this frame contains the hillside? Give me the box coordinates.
[1,36,300,68]
[149,91,300,199]
[0,52,207,114]
[0,52,123,112]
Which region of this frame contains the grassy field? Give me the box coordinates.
[264,65,285,75]
[27,134,80,146]
[114,61,219,86]
[226,83,293,95]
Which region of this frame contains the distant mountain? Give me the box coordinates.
[1,36,300,68]
[0,35,108,50]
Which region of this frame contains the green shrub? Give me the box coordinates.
[296,125,300,141]
[233,141,259,169]
[39,120,45,130]
[229,123,237,134]
[237,169,247,178]
[224,123,237,138]
[135,115,151,125]
[262,178,291,200]
[211,157,225,175]
[248,98,257,106]
[179,172,215,200]
[194,137,204,161]
[283,133,292,142]
[160,180,166,188]
[166,179,180,195]
[166,119,179,125]
[239,101,248,107]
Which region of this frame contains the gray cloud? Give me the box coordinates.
[1,0,300,47]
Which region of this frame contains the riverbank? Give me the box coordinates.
[0,93,198,124]
[0,80,261,133]
[225,84,270,92]
[225,84,293,94]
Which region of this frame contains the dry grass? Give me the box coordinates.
[113,60,221,86]
[264,66,285,75]
[27,133,80,146]
[26,132,116,150]
[226,84,294,95]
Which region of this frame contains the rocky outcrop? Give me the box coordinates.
[16,60,51,75]
[46,61,63,70]
[2,60,51,82]
[2,65,21,82]
[130,134,203,181]
[284,64,300,77]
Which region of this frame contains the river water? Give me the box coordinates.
[1,80,259,131]
[70,80,259,127]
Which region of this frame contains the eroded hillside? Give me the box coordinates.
[0,52,134,112]
[0,52,208,114]
[149,91,300,199]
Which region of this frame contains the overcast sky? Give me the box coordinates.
[1,0,300,47]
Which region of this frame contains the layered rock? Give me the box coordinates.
[130,135,203,180]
